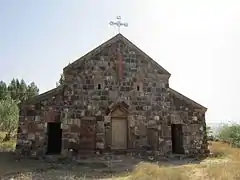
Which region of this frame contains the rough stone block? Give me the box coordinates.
[128,115,135,127]
[138,124,147,136]
[34,116,41,121]
[68,119,73,125]
[193,116,198,121]
[96,111,101,116]
[96,121,104,133]
[70,124,81,133]
[22,128,27,134]
[81,110,85,116]
[62,124,69,130]
[162,125,171,137]
[39,135,44,141]
[96,142,104,149]
[68,138,77,143]
[154,116,160,121]
[134,126,139,135]
[96,133,105,142]
[104,116,111,123]
[148,120,156,125]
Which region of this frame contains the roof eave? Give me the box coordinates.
[169,88,207,112]
[20,86,63,106]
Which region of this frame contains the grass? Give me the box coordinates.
[127,162,190,180]
[126,141,240,180]
[1,131,240,180]
[0,131,16,152]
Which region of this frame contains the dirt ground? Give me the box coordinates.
[0,152,137,180]
[0,152,209,180]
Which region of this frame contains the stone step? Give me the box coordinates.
[166,154,186,160]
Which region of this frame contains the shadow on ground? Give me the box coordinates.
[0,152,207,180]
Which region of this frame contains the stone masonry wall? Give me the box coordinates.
[16,36,208,158]
[16,89,64,157]
[16,105,46,157]
[169,92,209,156]
[63,38,173,154]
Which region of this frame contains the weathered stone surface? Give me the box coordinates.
[96,121,104,133]
[16,33,208,158]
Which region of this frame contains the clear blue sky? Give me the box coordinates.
[1,0,240,123]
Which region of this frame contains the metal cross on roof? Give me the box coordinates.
[109,16,128,34]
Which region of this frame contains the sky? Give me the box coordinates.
[0,0,240,124]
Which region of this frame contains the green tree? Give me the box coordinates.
[6,78,39,102]
[0,95,19,141]
[26,82,39,100]
[0,81,8,100]
[0,79,39,142]
[7,79,17,100]
[218,124,240,147]
[19,79,28,102]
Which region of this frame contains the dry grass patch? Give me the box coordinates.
[208,141,240,160]
[202,142,240,180]
[126,141,240,180]
[128,162,191,180]
[0,131,16,152]
[204,162,240,180]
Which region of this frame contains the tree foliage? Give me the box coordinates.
[0,78,39,102]
[217,124,240,148]
[0,81,8,100]
[26,82,39,100]
[0,78,40,141]
[0,95,19,141]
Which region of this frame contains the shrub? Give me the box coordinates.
[0,96,19,141]
[217,124,240,147]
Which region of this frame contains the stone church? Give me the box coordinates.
[16,33,209,158]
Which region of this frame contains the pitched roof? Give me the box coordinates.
[20,86,63,106]
[169,88,207,112]
[63,33,171,75]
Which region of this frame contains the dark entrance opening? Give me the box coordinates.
[46,122,62,155]
[171,124,184,154]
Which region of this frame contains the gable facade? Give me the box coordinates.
[16,34,209,158]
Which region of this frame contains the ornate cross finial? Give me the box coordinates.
[109,16,128,34]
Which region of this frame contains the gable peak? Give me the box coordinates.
[63,33,171,76]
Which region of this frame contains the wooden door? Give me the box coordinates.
[111,118,127,149]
